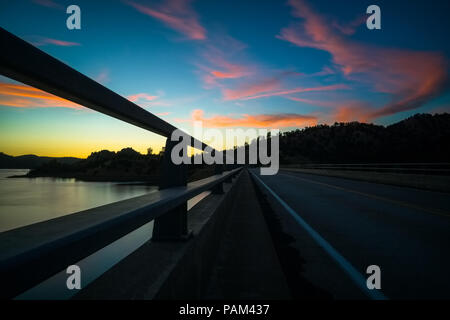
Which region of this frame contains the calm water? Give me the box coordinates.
[0,168,210,299]
[0,169,157,233]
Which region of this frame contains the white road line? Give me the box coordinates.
[250,171,388,300]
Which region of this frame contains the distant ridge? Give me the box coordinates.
[279,113,450,164]
[2,112,450,169]
[0,153,82,169]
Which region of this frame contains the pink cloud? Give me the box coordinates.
[95,70,110,84]
[311,66,335,77]
[127,93,159,103]
[202,58,253,86]
[176,109,317,128]
[198,35,345,102]
[32,0,64,9]
[156,111,171,116]
[34,38,81,47]
[277,0,448,120]
[125,0,206,40]
[237,83,349,101]
[223,77,282,100]
[197,38,253,87]
[331,15,366,36]
[332,102,373,123]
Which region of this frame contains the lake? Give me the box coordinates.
[0,168,210,299]
[0,169,157,233]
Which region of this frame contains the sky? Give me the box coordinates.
[0,0,449,157]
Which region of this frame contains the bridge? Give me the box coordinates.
[1,28,450,300]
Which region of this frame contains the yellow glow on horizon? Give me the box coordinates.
[0,142,165,158]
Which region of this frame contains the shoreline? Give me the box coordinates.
[7,173,159,184]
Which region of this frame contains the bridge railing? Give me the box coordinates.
[0,27,241,298]
[0,167,242,299]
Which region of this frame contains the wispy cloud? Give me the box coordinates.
[156,111,171,116]
[32,0,64,10]
[127,93,159,103]
[331,15,366,36]
[176,109,317,128]
[126,92,174,108]
[94,69,110,85]
[198,36,252,87]
[222,76,282,101]
[277,0,448,120]
[0,81,83,109]
[235,83,349,101]
[332,101,373,123]
[202,58,253,86]
[33,37,81,47]
[125,0,206,40]
[197,34,343,103]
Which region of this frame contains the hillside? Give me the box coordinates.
[4,113,450,182]
[13,147,215,183]
[0,153,81,169]
[279,113,450,164]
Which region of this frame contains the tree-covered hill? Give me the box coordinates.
[0,153,80,169]
[4,113,450,182]
[279,113,450,164]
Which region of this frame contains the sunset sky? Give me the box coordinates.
[1,0,449,158]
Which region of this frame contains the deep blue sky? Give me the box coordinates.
[0,0,449,156]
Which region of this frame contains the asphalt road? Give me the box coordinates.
[252,169,450,299]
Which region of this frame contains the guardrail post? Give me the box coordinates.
[212,150,224,194]
[152,137,189,241]
[224,161,233,183]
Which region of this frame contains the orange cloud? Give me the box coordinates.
[34,38,81,47]
[238,84,349,101]
[198,40,253,87]
[127,93,159,103]
[223,77,281,100]
[126,0,206,40]
[278,0,448,120]
[223,78,348,101]
[177,109,317,128]
[332,102,373,123]
[203,62,252,86]
[0,81,83,109]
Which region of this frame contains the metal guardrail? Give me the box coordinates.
[0,27,196,142]
[0,27,242,298]
[0,168,242,299]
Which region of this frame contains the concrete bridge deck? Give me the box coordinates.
[74,170,290,299]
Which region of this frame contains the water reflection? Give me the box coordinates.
[6,166,212,300]
[0,169,156,233]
